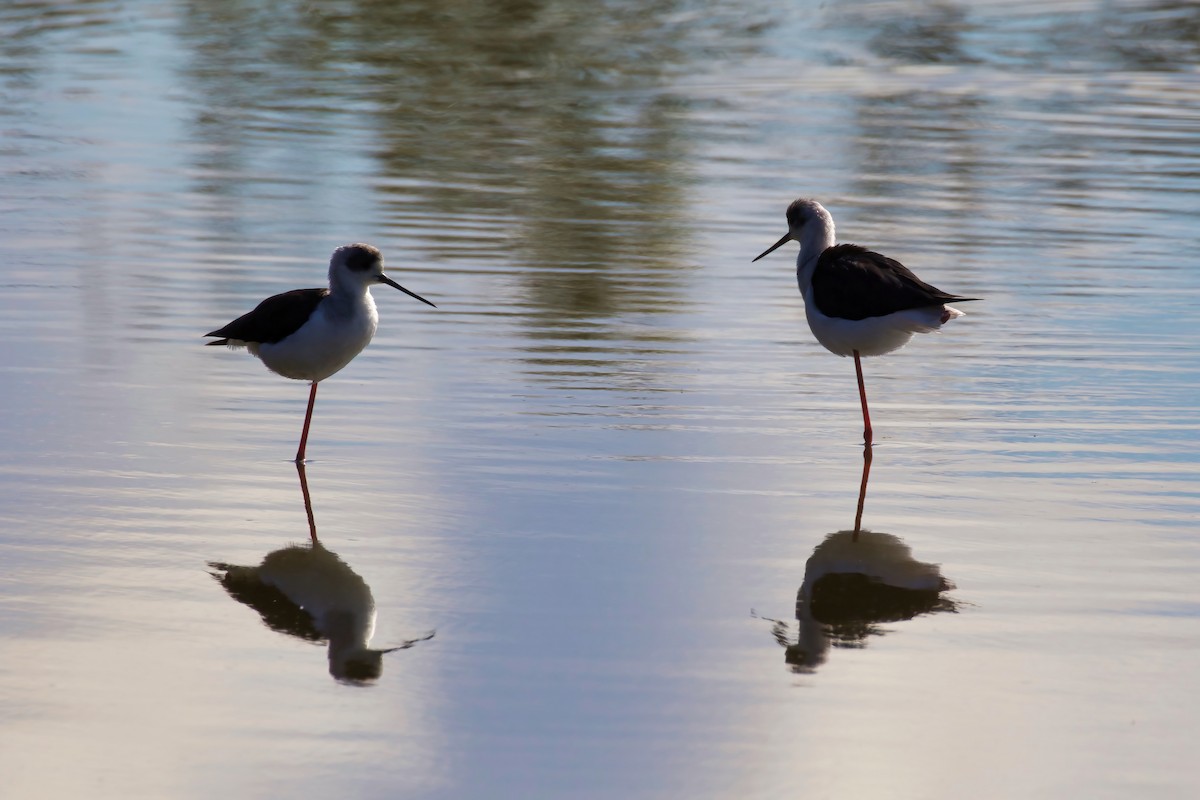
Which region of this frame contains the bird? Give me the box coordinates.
[204,243,436,462]
[753,199,978,444]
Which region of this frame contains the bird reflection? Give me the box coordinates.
[766,447,956,672]
[209,463,434,683]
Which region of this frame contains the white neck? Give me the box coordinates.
[796,210,836,292]
[328,266,370,298]
[325,269,375,320]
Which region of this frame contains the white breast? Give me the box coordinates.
[253,295,379,382]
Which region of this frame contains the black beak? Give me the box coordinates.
[379,274,437,308]
[381,631,436,653]
[753,232,795,262]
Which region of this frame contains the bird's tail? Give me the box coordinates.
[940,306,966,324]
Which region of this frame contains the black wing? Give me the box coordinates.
[812,244,978,321]
[204,288,328,345]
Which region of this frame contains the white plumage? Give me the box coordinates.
[251,292,380,382]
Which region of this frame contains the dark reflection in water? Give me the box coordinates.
[1103,1,1200,70]
[209,464,434,684]
[764,449,957,673]
[835,0,1200,73]
[850,89,988,224]
[864,2,978,66]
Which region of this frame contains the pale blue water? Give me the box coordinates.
[1,1,1198,798]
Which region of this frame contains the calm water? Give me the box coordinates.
[2,0,1199,797]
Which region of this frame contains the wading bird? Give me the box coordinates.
[205,243,435,461]
[754,199,977,444]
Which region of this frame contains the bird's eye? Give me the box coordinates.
[345,251,377,273]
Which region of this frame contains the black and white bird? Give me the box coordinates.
[205,243,436,462]
[753,199,977,444]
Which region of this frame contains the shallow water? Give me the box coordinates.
[2,1,1199,797]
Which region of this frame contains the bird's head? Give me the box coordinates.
[752,199,834,262]
[331,243,437,307]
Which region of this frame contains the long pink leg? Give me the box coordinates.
[853,443,873,539]
[295,381,318,463]
[853,350,873,445]
[295,461,318,544]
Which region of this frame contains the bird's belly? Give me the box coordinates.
[804,300,952,357]
[255,307,377,382]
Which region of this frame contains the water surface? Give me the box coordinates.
[1,1,1198,797]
